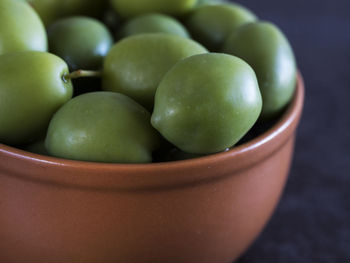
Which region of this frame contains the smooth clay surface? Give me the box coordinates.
[0,75,304,263]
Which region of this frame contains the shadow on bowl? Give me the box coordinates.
[0,74,304,263]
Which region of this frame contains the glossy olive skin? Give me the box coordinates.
[223,22,297,119]
[186,3,257,51]
[151,53,262,154]
[0,51,73,145]
[48,16,113,71]
[26,0,108,26]
[119,13,190,39]
[102,34,207,110]
[45,92,160,163]
[110,0,197,18]
[0,0,47,55]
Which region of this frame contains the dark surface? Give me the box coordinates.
[231,0,350,262]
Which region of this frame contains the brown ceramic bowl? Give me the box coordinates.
[0,74,304,263]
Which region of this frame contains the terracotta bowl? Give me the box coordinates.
[0,74,304,263]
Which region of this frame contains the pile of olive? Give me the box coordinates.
[0,0,296,163]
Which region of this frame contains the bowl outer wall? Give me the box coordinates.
[0,74,304,263]
[0,74,304,191]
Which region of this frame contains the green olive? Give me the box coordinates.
[0,0,47,55]
[110,0,197,18]
[27,0,108,26]
[25,0,58,26]
[0,51,73,145]
[196,0,226,6]
[119,13,190,39]
[102,34,207,110]
[48,16,113,71]
[186,3,257,51]
[223,22,297,119]
[151,53,262,154]
[45,92,161,163]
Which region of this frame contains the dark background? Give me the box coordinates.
[230,0,350,262]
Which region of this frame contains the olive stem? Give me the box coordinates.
[63,70,102,82]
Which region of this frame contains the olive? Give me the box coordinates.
[151,53,262,154]
[48,16,113,71]
[110,0,197,18]
[45,92,161,163]
[196,0,226,6]
[102,33,207,110]
[0,51,73,145]
[119,13,190,39]
[223,22,297,119]
[186,3,257,51]
[26,0,108,26]
[0,0,47,55]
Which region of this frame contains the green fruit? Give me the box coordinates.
[196,0,226,6]
[0,0,47,55]
[25,0,59,26]
[186,3,257,51]
[119,13,190,39]
[102,34,207,110]
[45,92,160,163]
[151,53,262,154]
[0,51,73,145]
[223,22,297,119]
[110,0,197,18]
[27,0,108,26]
[48,16,113,71]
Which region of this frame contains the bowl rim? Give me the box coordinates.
[0,73,304,190]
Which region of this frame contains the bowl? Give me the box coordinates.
[0,74,304,263]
